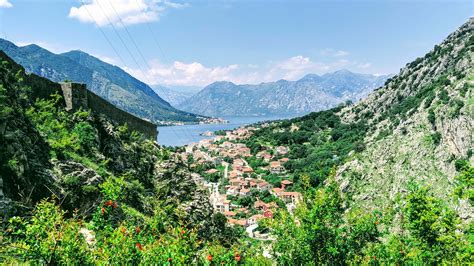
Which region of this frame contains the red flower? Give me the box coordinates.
[234,253,241,262]
[135,226,141,234]
[121,227,127,234]
[207,254,213,262]
[101,207,105,214]
[180,229,185,235]
[375,220,380,225]
[168,258,172,262]
[135,243,143,250]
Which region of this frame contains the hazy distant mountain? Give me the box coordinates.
[178,70,389,117]
[0,39,202,123]
[152,85,201,107]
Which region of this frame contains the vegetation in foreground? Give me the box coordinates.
[1,19,473,265]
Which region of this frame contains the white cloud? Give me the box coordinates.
[69,0,187,27]
[0,0,12,8]
[264,55,326,81]
[124,55,362,87]
[125,60,241,86]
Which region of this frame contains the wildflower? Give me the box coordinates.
[101,207,105,214]
[168,257,172,262]
[113,202,118,208]
[121,227,127,234]
[375,220,380,225]
[180,229,185,235]
[135,226,141,234]
[234,253,241,262]
[135,243,143,251]
[207,254,213,262]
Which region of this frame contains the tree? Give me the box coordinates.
[402,184,464,262]
[270,178,381,264]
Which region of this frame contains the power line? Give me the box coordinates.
[133,0,169,64]
[75,0,181,143]
[129,0,221,127]
[78,0,216,146]
[77,0,127,67]
[103,0,196,142]
[106,0,151,72]
[94,0,149,79]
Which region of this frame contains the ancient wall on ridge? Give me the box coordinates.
[0,52,157,140]
[60,83,157,140]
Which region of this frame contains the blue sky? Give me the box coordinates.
[0,0,471,86]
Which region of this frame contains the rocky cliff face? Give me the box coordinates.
[179,71,388,117]
[0,52,213,229]
[0,53,55,215]
[336,18,473,221]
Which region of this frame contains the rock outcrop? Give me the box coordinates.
[335,18,473,221]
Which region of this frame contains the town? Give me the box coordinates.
[179,125,302,238]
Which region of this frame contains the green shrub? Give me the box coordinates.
[439,89,450,104]
[453,162,473,203]
[72,121,97,155]
[5,200,92,264]
[428,109,436,126]
[431,132,442,145]
[449,99,464,118]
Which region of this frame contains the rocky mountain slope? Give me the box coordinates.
[151,84,199,107]
[335,18,473,219]
[179,70,388,117]
[247,19,473,221]
[0,39,202,124]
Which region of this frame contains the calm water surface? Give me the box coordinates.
[157,115,296,147]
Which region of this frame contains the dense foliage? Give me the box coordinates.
[0,56,269,264]
[267,175,471,264]
[247,105,368,188]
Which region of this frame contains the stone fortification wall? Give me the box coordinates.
[60,83,157,140]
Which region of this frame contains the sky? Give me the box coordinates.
[0,0,472,87]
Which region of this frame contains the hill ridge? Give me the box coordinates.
[0,39,201,124]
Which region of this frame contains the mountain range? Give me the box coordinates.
[177,70,389,117]
[151,85,201,107]
[0,39,391,121]
[0,39,202,124]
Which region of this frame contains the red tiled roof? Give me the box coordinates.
[223,211,236,216]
